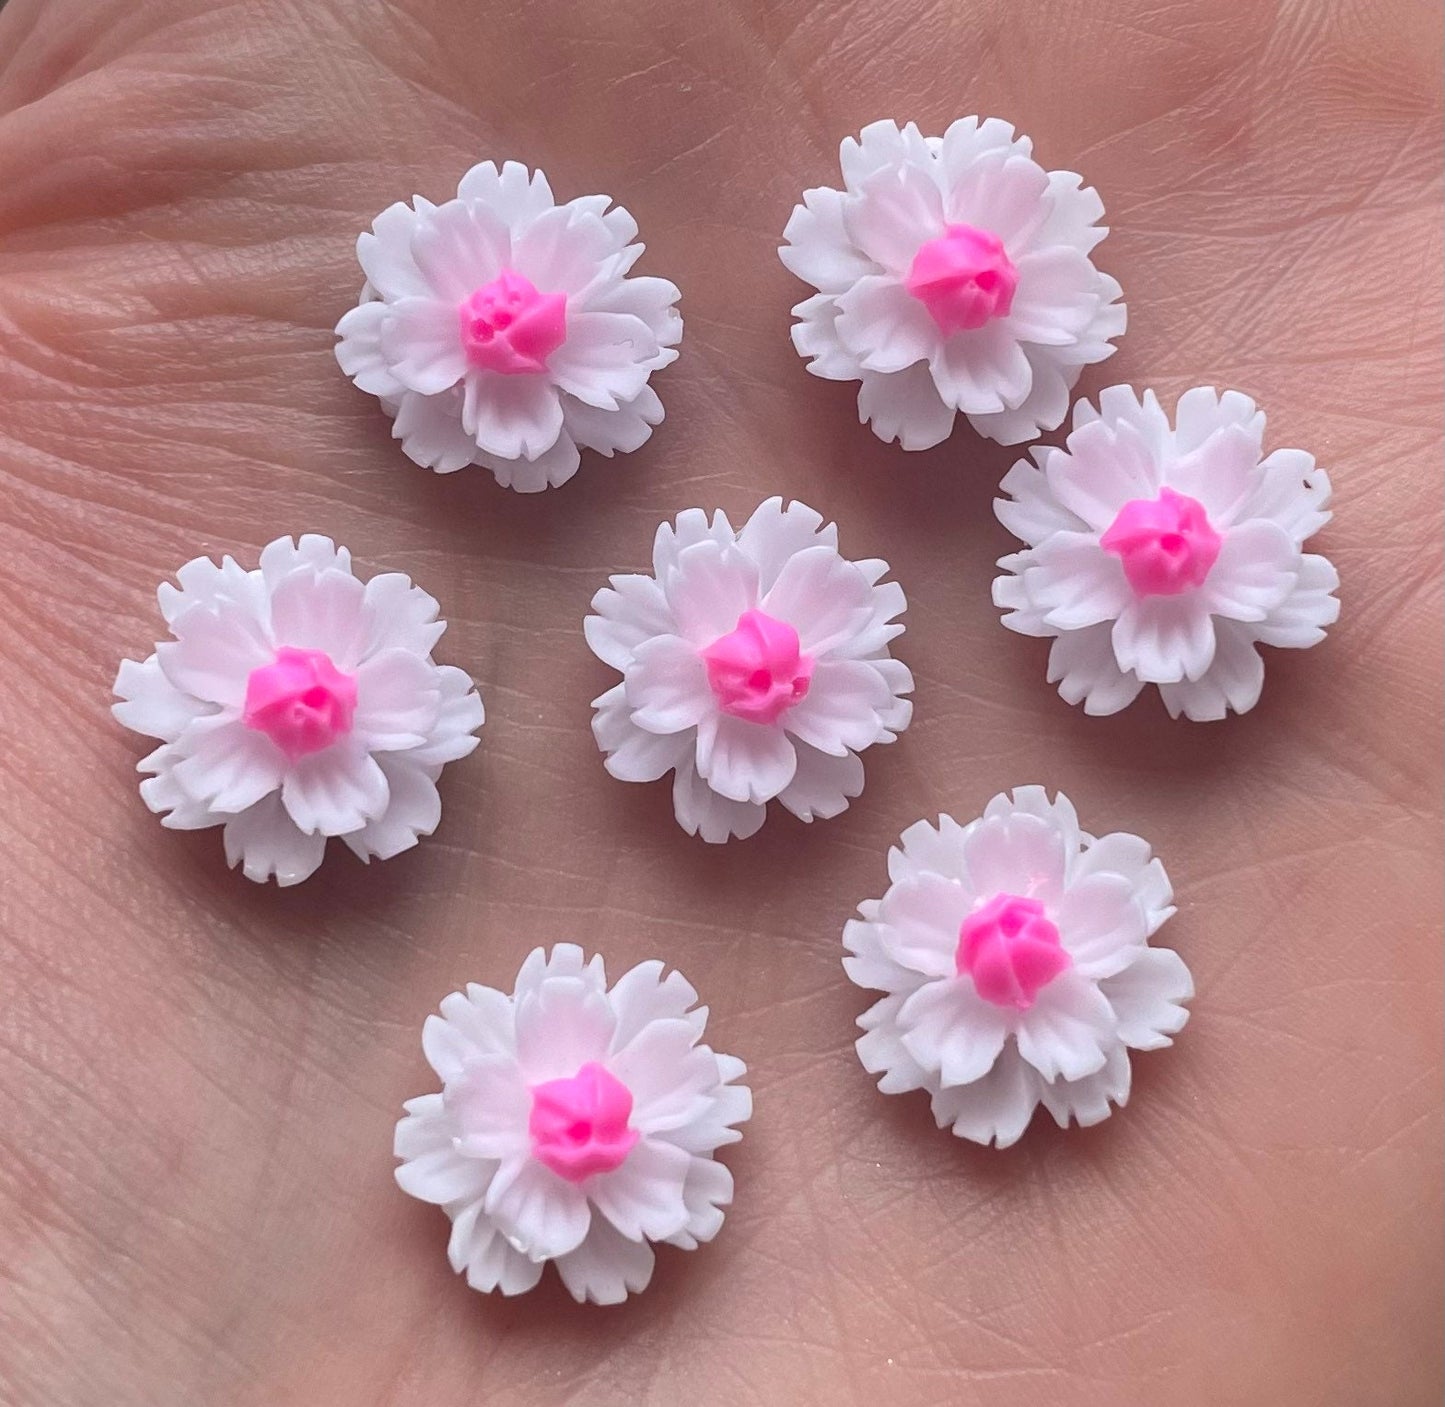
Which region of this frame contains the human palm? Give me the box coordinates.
[1,1,1440,1404]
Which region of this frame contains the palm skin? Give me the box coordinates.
[0,1,1439,1404]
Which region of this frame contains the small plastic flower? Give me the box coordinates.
[780,118,1124,451]
[993,385,1340,720]
[394,945,751,1305]
[585,497,913,842]
[336,160,682,492]
[845,787,1192,1148]
[112,534,483,885]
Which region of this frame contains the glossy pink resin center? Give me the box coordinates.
[458,270,567,375]
[529,1062,639,1183]
[957,894,1071,1011]
[905,224,1018,334]
[701,609,814,725]
[1101,487,1222,597]
[243,646,357,761]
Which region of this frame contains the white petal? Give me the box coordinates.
[1112,596,1216,684]
[591,683,691,783]
[1046,624,1146,716]
[898,978,1011,1087]
[390,387,477,473]
[585,573,675,671]
[665,1069,751,1156]
[844,161,944,273]
[563,384,664,457]
[394,1146,492,1206]
[778,741,865,823]
[1007,245,1101,344]
[409,198,511,303]
[458,1217,546,1297]
[335,300,404,397]
[456,160,554,225]
[340,755,442,862]
[357,200,430,301]
[1014,971,1115,1082]
[606,960,701,1052]
[876,871,971,979]
[623,634,712,735]
[946,152,1050,248]
[1073,832,1175,935]
[966,349,1076,445]
[961,809,1068,906]
[1025,530,1133,631]
[1157,619,1267,721]
[352,648,440,751]
[221,792,326,885]
[514,945,607,1002]
[838,119,933,189]
[405,665,484,768]
[1172,385,1264,459]
[929,1046,1042,1148]
[886,814,972,887]
[1204,519,1298,623]
[582,278,681,359]
[435,982,516,1062]
[855,992,932,1094]
[790,294,864,381]
[759,543,874,656]
[157,600,273,707]
[476,433,580,492]
[857,362,957,451]
[671,757,767,843]
[547,311,658,411]
[781,659,891,756]
[929,321,1032,415]
[113,654,211,742]
[779,184,879,294]
[484,1156,592,1260]
[280,741,389,836]
[607,1019,718,1135]
[158,551,266,624]
[665,1155,734,1249]
[586,1137,692,1243]
[511,204,618,298]
[1167,423,1264,526]
[1246,448,1332,546]
[834,274,939,374]
[1036,1043,1132,1130]
[695,713,797,804]
[268,567,369,670]
[554,1216,657,1305]
[359,572,445,659]
[137,746,218,828]
[380,296,468,396]
[1056,873,1148,979]
[663,540,760,645]
[257,534,351,589]
[735,497,839,593]
[1100,948,1193,1050]
[1253,553,1339,650]
[462,373,565,462]
[446,1052,533,1161]
[514,977,617,1083]
[937,116,1029,187]
[652,508,735,580]
[171,715,286,815]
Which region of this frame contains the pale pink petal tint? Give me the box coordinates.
[1101,486,1223,597]
[957,894,1072,1010]
[701,608,815,725]
[905,223,1018,335]
[528,1061,639,1184]
[243,646,357,761]
[458,269,567,375]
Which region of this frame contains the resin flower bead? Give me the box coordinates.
[585,498,913,842]
[993,385,1340,720]
[780,117,1124,450]
[394,945,751,1304]
[336,160,682,492]
[112,535,483,885]
[845,787,1191,1148]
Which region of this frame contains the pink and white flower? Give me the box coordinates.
[112,534,483,885]
[394,945,751,1304]
[845,787,1192,1148]
[585,498,913,842]
[993,385,1340,720]
[780,118,1124,450]
[336,160,682,492]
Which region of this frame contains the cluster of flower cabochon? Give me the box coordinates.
[111,119,1339,1305]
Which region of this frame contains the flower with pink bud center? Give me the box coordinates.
[905,224,1019,335]
[528,1061,639,1183]
[242,646,357,761]
[956,894,1072,1010]
[701,609,815,725]
[458,269,567,375]
[1101,486,1223,597]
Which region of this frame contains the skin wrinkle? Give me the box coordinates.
[0,0,1439,1404]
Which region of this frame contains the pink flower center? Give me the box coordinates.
[905,224,1018,335]
[457,270,567,375]
[956,894,1071,1011]
[701,609,814,725]
[242,646,357,761]
[528,1061,639,1183]
[1100,487,1223,597]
